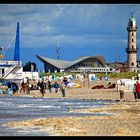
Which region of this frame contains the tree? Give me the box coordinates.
[23,61,38,72]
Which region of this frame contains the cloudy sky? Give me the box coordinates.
[0,4,140,71]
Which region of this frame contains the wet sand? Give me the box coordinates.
[6,101,140,136]
[4,78,140,136]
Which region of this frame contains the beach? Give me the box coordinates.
[4,78,140,136]
[13,78,135,101]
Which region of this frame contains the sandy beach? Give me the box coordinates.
[9,78,133,100]
[4,78,140,136]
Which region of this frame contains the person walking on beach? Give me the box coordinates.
[53,81,59,93]
[119,83,125,100]
[11,82,19,95]
[48,80,52,93]
[133,83,137,99]
[60,81,66,97]
[20,81,27,94]
[39,80,46,97]
[135,80,140,99]
[37,80,41,90]
[26,81,30,95]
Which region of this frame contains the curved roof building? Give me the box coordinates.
[36,55,106,73]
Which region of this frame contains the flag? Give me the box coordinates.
[53,73,56,80]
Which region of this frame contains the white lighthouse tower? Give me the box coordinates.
[126,14,138,72]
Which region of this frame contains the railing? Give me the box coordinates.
[6,73,22,80]
[0,60,21,66]
[70,67,116,73]
[125,48,138,52]
[127,26,137,31]
[3,65,21,79]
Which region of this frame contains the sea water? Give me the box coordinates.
[0,96,117,136]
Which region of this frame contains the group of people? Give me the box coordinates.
[119,80,140,100]
[7,81,19,95]
[37,80,66,97]
[0,81,19,95]
[0,78,67,98]
[2,77,140,100]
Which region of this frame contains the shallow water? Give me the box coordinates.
[0,96,117,136]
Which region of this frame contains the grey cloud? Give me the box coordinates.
[0,4,140,50]
[0,4,35,15]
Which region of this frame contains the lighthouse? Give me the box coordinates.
[125,14,138,72]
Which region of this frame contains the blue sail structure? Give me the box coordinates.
[13,22,20,61]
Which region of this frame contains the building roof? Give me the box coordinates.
[36,55,106,69]
[107,62,127,69]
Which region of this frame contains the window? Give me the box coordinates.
[132,45,134,50]
[132,32,134,36]
[132,62,134,66]
[132,39,134,42]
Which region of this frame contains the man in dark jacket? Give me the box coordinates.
[40,80,46,97]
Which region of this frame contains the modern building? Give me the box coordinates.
[125,14,138,72]
[36,55,115,73]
